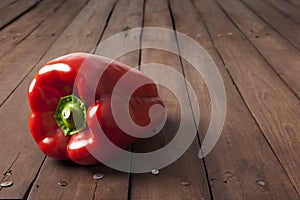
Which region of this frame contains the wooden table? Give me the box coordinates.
[0,0,300,199]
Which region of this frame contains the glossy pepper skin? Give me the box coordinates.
[28,53,165,165]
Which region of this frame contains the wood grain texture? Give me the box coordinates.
[26,0,119,199]
[29,0,146,198]
[240,0,300,50]
[0,0,17,10]
[94,0,144,198]
[216,0,300,98]
[26,1,146,199]
[28,159,97,200]
[0,0,65,60]
[287,0,300,7]
[0,0,89,199]
[0,0,299,199]
[170,0,300,199]
[0,0,39,30]
[130,0,211,199]
[97,0,143,67]
[28,159,130,200]
[0,0,88,106]
[193,0,300,195]
[265,0,300,25]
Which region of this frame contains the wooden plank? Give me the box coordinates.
[0,0,90,199]
[286,0,300,8]
[170,0,300,199]
[130,0,211,199]
[0,0,65,60]
[215,0,300,98]
[193,0,300,195]
[99,0,143,67]
[28,159,130,200]
[29,0,145,198]
[265,0,300,25]
[240,0,300,50]
[93,0,144,198]
[0,0,39,30]
[0,0,88,106]
[28,159,97,200]
[27,0,130,199]
[0,0,88,173]
[0,0,17,10]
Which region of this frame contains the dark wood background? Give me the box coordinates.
[0,0,299,199]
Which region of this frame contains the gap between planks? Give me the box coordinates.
[170,0,299,199]
[130,0,211,199]
[193,0,300,196]
[0,0,41,31]
[0,0,88,107]
[215,0,300,100]
[264,0,300,25]
[167,0,214,198]
[0,0,91,199]
[0,0,67,61]
[240,0,300,51]
[26,0,142,199]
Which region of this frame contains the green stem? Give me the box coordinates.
[53,95,86,136]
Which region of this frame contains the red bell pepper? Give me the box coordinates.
[28,53,165,165]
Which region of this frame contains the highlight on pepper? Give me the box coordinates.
[28,53,166,165]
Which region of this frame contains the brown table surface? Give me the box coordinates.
[0,0,300,199]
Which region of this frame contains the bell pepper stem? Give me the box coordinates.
[53,95,86,136]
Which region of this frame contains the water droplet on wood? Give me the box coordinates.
[181,181,190,186]
[256,180,266,186]
[225,171,234,179]
[151,169,159,175]
[0,181,13,187]
[93,173,104,180]
[4,169,12,176]
[58,180,68,187]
